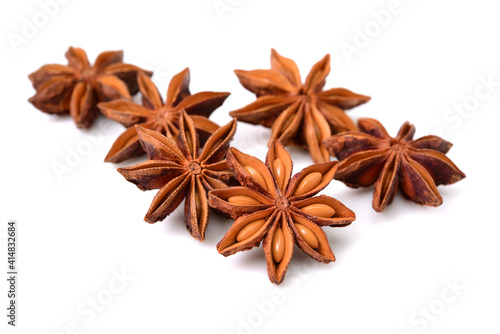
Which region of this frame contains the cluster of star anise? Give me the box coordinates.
[28,47,465,284]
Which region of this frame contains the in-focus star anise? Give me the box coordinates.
[209,141,355,284]
[230,49,371,163]
[28,47,152,128]
[323,118,466,212]
[117,110,237,241]
[99,68,229,163]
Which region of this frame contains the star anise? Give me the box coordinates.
[98,68,230,163]
[230,49,371,164]
[209,141,355,284]
[28,46,152,128]
[323,118,466,212]
[117,110,237,241]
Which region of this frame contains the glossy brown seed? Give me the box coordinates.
[300,203,335,218]
[236,218,266,242]
[272,227,285,263]
[244,165,267,188]
[294,172,322,196]
[272,158,285,189]
[227,195,261,206]
[294,223,319,249]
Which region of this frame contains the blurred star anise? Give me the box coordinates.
[28,47,152,128]
[209,141,355,284]
[323,118,466,212]
[118,111,237,241]
[230,49,371,163]
[99,68,229,163]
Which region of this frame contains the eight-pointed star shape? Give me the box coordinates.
[230,49,370,163]
[209,141,355,284]
[99,68,229,162]
[28,46,152,128]
[323,118,466,212]
[118,111,237,241]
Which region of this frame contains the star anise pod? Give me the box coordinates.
[98,68,230,163]
[209,141,355,284]
[28,46,152,128]
[117,110,237,241]
[230,49,371,164]
[323,118,466,212]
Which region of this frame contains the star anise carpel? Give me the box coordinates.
[28,46,152,128]
[230,49,371,164]
[117,110,237,241]
[98,68,230,163]
[209,141,355,284]
[323,118,466,212]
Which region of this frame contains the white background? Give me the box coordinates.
[1,0,499,333]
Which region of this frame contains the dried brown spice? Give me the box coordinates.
[99,68,229,163]
[230,49,371,164]
[323,118,466,212]
[117,110,237,241]
[209,141,355,284]
[28,47,152,128]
